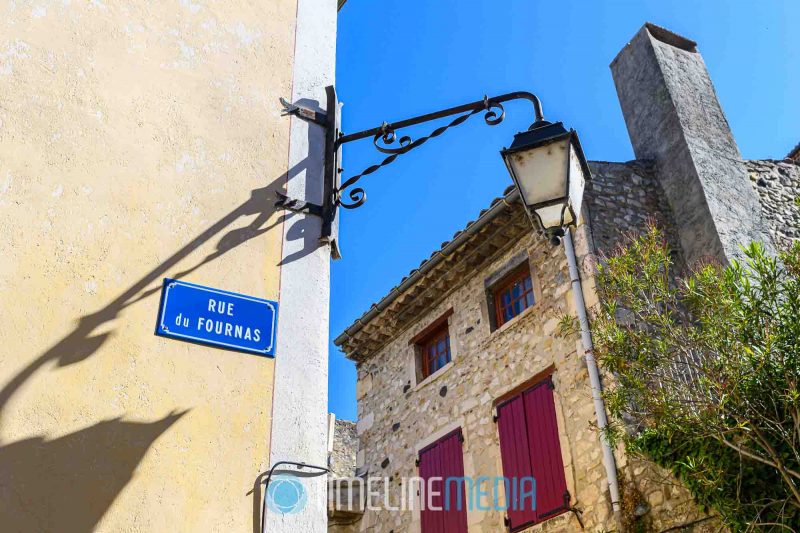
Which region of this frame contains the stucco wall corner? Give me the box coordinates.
[265,0,337,532]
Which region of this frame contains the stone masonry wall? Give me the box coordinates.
[586,162,716,531]
[578,158,800,531]
[581,158,800,531]
[328,418,361,533]
[746,159,800,251]
[588,158,800,262]
[586,160,686,271]
[331,419,358,479]
[352,222,616,533]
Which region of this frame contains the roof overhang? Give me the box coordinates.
[334,186,534,361]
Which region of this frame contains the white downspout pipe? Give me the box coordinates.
[563,228,623,527]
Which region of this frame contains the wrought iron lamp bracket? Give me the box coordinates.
[332,91,544,211]
[276,88,343,259]
[276,87,544,260]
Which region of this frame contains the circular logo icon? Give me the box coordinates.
[266,475,308,515]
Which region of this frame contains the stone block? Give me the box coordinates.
[356,412,374,435]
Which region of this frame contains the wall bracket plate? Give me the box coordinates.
[274,191,323,218]
[279,97,329,127]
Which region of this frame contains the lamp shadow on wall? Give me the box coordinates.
[278,97,329,267]
[0,120,324,532]
[0,412,187,533]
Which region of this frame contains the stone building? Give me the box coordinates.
[332,24,799,533]
[0,1,336,532]
[329,415,359,479]
[328,415,363,527]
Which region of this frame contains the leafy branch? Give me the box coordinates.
[585,223,800,531]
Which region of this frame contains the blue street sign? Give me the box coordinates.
[155,279,278,357]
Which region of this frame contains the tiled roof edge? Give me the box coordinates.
[333,185,520,348]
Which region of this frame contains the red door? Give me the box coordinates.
[523,380,568,520]
[497,395,537,530]
[418,429,469,533]
[497,378,568,530]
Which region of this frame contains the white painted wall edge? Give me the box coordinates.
[264,0,336,531]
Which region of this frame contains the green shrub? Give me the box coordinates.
[584,224,800,530]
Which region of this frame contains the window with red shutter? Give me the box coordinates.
[418,429,469,533]
[496,377,568,530]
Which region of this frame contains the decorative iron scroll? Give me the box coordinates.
[334,92,543,209]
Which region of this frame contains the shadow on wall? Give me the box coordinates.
[0,412,186,532]
[0,118,323,532]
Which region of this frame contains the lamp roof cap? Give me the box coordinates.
[503,121,571,155]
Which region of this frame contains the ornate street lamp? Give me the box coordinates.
[501,121,589,245]
[278,85,622,519]
[278,86,588,254]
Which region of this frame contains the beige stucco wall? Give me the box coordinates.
[0,1,297,531]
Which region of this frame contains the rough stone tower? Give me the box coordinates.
[611,23,775,266]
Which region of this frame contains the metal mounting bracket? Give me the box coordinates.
[274,191,323,218]
[279,97,329,127]
[276,87,342,260]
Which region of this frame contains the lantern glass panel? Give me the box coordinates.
[505,137,570,208]
[534,203,572,229]
[567,142,586,224]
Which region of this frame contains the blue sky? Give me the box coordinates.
[328,0,799,421]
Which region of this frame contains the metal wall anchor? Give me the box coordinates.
[274,191,323,218]
[279,97,328,127]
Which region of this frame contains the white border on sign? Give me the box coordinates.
[159,281,277,354]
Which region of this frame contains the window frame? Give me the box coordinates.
[419,324,451,379]
[409,309,454,382]
[492,264,536,328]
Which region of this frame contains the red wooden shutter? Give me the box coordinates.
[419,440,437,533]
[418,429,469,533]
[497,379,568,529]
[523,381,568,520]
[497,395,537,531]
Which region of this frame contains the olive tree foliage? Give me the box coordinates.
[566,224,800,530]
